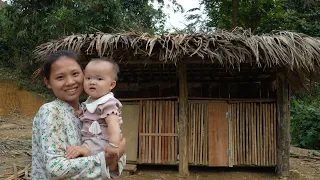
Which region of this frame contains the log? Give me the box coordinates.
[178,60,189,174]
[276,68,290,177]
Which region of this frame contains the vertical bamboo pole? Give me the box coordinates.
[240,103,243,164]
[139,100,144,163]
[263,103,266,166]
[155,101,159,164]
[159,101,162,163]
[270,103,274,165]
[175,101,178,163]
[257,104,261,166]
[236,103,239,165]
[246,103,249,164]
[178,60,189,174]
[276,68,290,177]
[148,101,152,163]
[273,103,277,165]
[253,103,257,165]
[265,104,270,166]
[171,101,175,163]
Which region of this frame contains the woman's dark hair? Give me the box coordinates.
[43,50,82,79]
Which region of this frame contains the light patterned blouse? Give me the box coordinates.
[31,99,123,179]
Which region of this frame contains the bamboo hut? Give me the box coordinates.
[35,30,320,177]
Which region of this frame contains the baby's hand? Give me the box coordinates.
[74,109,83,118]
[106,143,119,159]
[65,145,91,159]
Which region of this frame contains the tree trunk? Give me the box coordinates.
[178,60,189,175]
[276,67,290,177]
[232,0,238,28]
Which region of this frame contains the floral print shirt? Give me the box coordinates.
[31,99,111,179]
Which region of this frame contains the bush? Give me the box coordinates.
[290,98,320,150]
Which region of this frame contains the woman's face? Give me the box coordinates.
[44,56,84,109]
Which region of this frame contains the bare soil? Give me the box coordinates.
[0,115,319,180]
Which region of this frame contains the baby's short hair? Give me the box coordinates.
[90,57,119,81]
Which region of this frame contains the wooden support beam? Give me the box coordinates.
[178,60,189,175]
[276,68,290,177]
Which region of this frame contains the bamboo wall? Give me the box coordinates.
[139,100,178,164]
[188,103,208,165]
[136,99,277,167]
[230,102,277,166]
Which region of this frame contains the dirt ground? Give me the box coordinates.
[0,115,319,180]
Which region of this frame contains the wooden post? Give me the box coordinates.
[178,60,189,175]
[276,68,290,177]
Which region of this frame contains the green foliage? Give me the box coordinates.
[0,0,166,93]
[290,96,320,150]
[193,0,320,36]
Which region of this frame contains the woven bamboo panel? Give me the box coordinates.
[230,102,276,166]
[188,102,208,165]
[139,100,178,164]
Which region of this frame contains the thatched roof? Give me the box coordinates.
[34,30,320,91]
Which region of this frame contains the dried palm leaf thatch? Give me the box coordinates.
[34,30,320,91]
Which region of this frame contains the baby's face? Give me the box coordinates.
[84,60,116,100]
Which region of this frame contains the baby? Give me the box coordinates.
[65,58,123,170]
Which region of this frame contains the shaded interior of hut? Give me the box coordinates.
[113,62,276,99]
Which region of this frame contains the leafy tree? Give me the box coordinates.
[291,97,320,150]
[0,0,167,92]
[199,0,286,33]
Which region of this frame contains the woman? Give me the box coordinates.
[31,50,126,179]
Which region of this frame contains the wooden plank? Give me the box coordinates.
[188,97,276,103]
[119,96,178,101]
[121,104,140,162]
[208,103,229,166]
